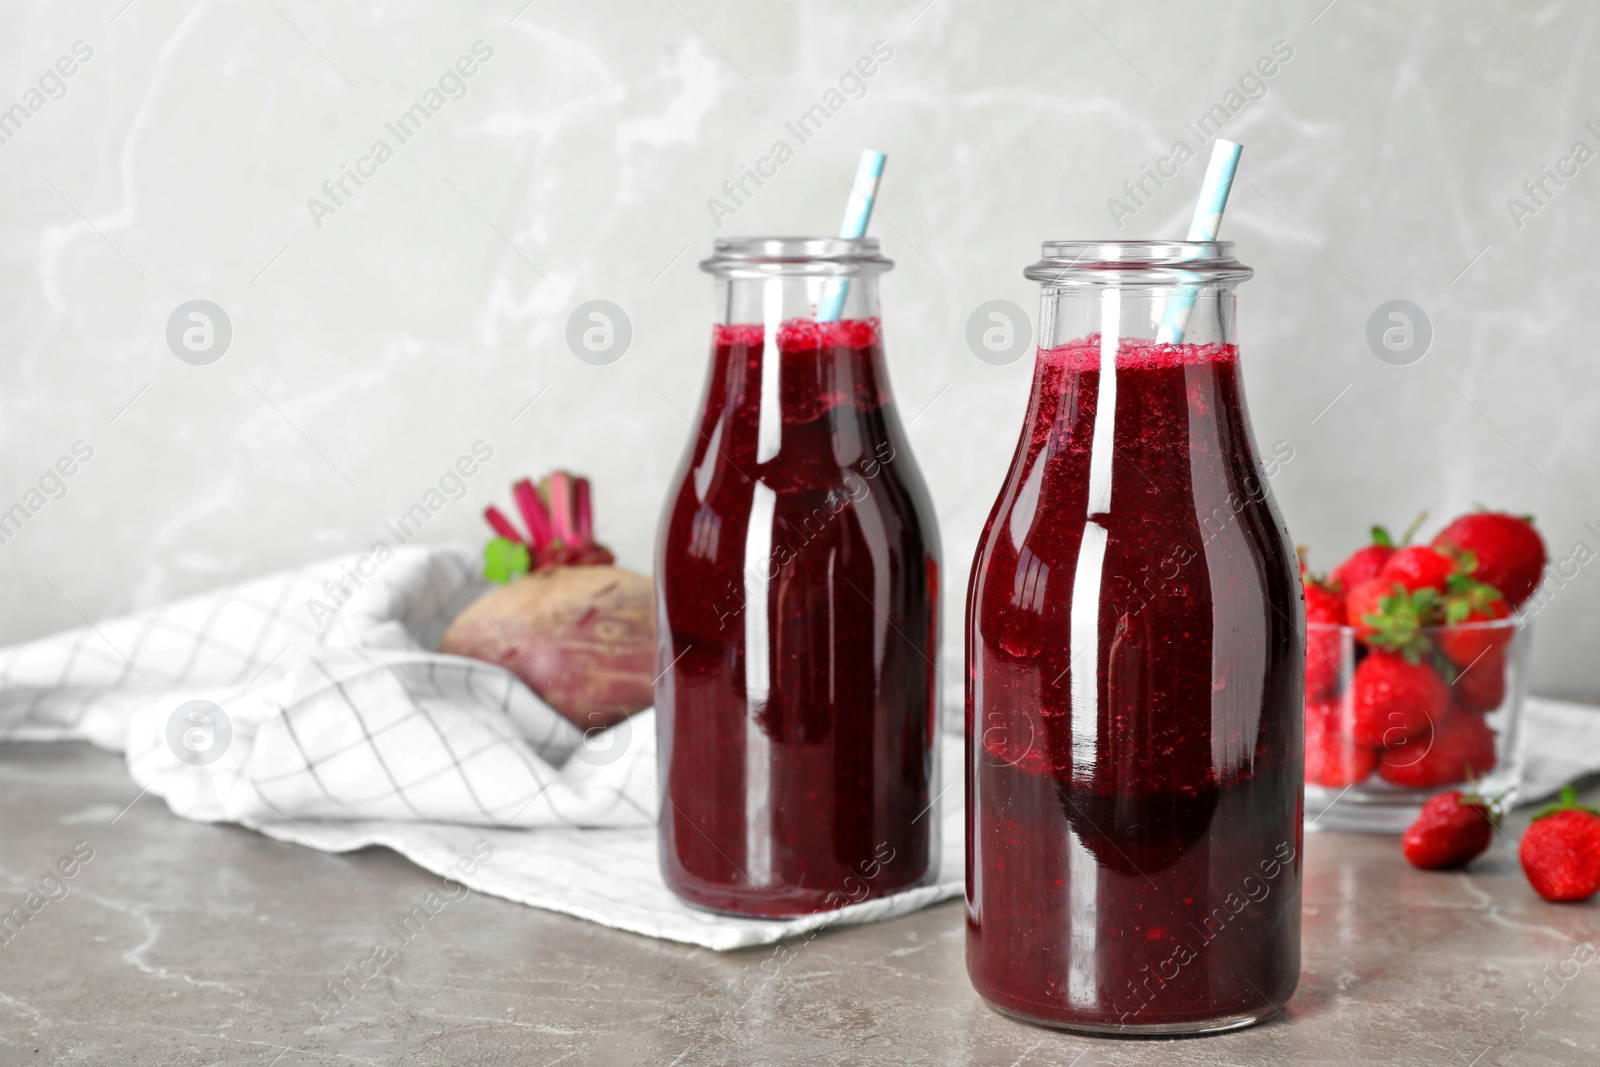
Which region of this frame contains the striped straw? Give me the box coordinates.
[1157,139,1243,343]
[817,149,886,322]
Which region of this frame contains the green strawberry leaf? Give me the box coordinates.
[1445,572,1499,597]
[484,537,531,584]
[1441,573,1505,624]
[1429,645,1460,683]
[1533,784,1600,822]
[1362,584,1442,661]
[1371,525,1393,548]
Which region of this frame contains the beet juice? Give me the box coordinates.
[967,242,1302,1034]
[656,237,940,917]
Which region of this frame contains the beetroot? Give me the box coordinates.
[440,473,654,730]
[441,567,653,730]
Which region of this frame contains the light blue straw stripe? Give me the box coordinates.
[838,150,886,238]
[1158,139,1242,344]
[1186,139,1242,242]
[818,149,886,322]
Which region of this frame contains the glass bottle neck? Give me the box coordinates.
[697,274,894,472]
[711,273,883,327]
[1015,282,1258,527]
[1037,284,1237,353]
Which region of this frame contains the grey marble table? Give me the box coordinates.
[2,742,1596,1066]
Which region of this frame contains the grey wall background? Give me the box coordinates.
[3,0,1597,700]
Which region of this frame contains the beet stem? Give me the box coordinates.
[574,477,593,545]
[547,471,577,545]
[512,479,555,550]
[484,505,526,545]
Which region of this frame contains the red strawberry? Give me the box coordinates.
[1304,578,1348,699]
[1519,786,1600,902]
[1345,578,1394,642]
[1378,546,1457,594]
[1349,581,1443,651]
[1402,790,1502,869]
[1330,530,1396,591]
[1304,699,1375,787]
[1305,637,1341,701]
[1305,579,1346,624]
[1433,579,1512,668]
[1350,650,1449,747]
[1378,707,1497,788]
[1451,645,1508,712]
[1433,512,1547,610]
[1305,631,1344,701]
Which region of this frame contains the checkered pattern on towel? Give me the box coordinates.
[0,544,963,948]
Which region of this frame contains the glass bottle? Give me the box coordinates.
[966,241,1302,1033]
[656,237,941,917]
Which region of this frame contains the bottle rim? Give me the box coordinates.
[1026,240,1253,287]
[700,236,894,277]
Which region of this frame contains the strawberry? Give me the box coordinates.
[1377,707,1496,788]
[1433,512,1547,611]
[1345,578,1394,642]
[1402,790,1502,869]
[1378,546,1457,595]
[1351,582,1442,651]
[1305,634,1344,701]
[1304,699,1375,788]
[1433,575,1512,668]
[1451,644,1508,713]
[1519,785,1600,902]
[1304,577,1347,699]
[1330,526,1396,591]
[1349,650,1449,747]
[1305,577,1346,624]
[1305,639,1344,703]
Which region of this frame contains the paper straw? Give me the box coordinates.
[1157,139,1242,344]
[1185,139,1243,242]
[817,149,886,322]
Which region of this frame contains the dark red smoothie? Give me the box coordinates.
[966,336,1302,1031]
[657,318,940,917]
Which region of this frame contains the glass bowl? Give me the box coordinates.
[1303,616,1530,832]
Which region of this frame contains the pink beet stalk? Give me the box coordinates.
[484,472,615,570]
[512,479,554,550]
[485,505,525,545]
[546,471,578,546]
[574,477,593,545]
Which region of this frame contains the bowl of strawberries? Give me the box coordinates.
[1302,510,1547,832]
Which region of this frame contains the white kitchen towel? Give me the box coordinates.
[0,544,962,949]
[1517,696,1600,805]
